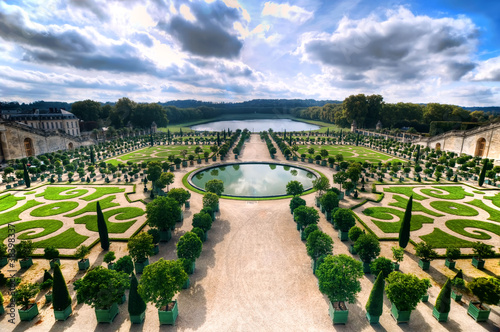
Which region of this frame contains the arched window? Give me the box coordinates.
[475,138,486,157]
[24,138,34,156]
[435,143,441,151]
[68,142,74,150]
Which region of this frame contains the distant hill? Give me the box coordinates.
[462,106,500,114]
[160,99,340,110]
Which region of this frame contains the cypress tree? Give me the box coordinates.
[356,133,360,146]
[453,269,463,280]
[435,278,451,314]
[97,201,110,250]
[478,158,488,187]
[90,147,95,164]
[23,162,31,188]
[415,145,421,163]
[128,273,147,317]
[150,134,154,146]
[366,271,385,318]
[217,132,220,146]
[52,263,71,311]
[398,195,413,248]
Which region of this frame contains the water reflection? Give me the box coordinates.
[191,119,320,132]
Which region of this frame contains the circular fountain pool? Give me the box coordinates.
[188,163,318,198]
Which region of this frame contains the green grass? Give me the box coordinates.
[362,207,434,233]
[420,228,476,248]
[23,191,36,195]
[389,195,443,217]
[485,192,500,208]
[473,190,485,194]
[0,200,43,226]
[30,201,79,217]
[420,186,474,200]
[74,207,144,233]
[0,219,63,241]
[81,187,126,201]
[295,145,404,164]
[65,195,120,217]
[35,187,88,200]
[106,145,212,165]
[429,201,479,216]
[445,219,500,240]
[0,194,26,211]
[383,186,427,200]
[33,228,88,249]
[466,199,500,222]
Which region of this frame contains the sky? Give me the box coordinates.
[1,0,500,106]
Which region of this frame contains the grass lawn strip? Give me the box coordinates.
[0,200,44,226]
[389,195,443,217]
[466,199,500,222]
[33,228,88,249]
[0,220,63,241]
[35,186,88,200]
[383,186,427,200]
[362,207,434,232]
[484,192,500,208]
[429,201,479,217]
[80,187,125,201]
[74,207,144,233]
[445,219,500,240]
[30,201,79,217]
[419,228,477,248]
[420,186,474,200]
[65,195,120,217]
[0,193,26,211]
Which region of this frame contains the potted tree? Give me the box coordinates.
[370,257,394,278]
[138,258,188,325]
[391,246,404,271]
[354,234,380,273]
[445,246,460,269]
[0,291,4,315]
[348,226,363,254]
[466,277,500,322]
[75,245,90,270]
[147,228,161,255]
[128,232,154,274]
[432,278,451,322]
[303,224,319,243]
[289,195,306,214]
[15,240,35,269]
[332,208,355,241]
[15,282,40,321]
[451,269,465,302]
[414,241,438,271]
[203,192,219,213]
[316,254,363,324]
[53,263,72,321]
[114,255,134,276]
[176,232,203,275]
[319,191,339,221]
[306,230,333,274]
[44,246,60,269]
[385,272,429,323]
[146,196,181,242]
[74,266,130,323]
[103,251,116,269]
[192,212,213,238]
[40,270,53,302]
[365,271,384,324]
[471,241,495,269]
[128,273,147,324]
[191,227,207,242]
[0,243,8,268]
[293,205,319,237]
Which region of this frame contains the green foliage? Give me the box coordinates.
[317,254,363,304]
[127,232,154,263]
[15,282,39,308]
[399,195,413,248]
[52,263,71,311]
[306,230,333,260]
[478,159,488,187]
[43,246,59,260]
[103,251,116,264]
[167,188,191,205]
[114,255,134,275]
[0,243,7,258]
[348,226,364,242]
[366,271,385,316]
[472,241,495,260]
[191,227,205,241]
[96,201,110,250]
[332,208,355,231]
[303,224,319,240]
[414,241,438,261]
[74,266,130,309]
[385,272,429,311]
[391,246,404,263]
[147,228,160,244]
[205,179,225,196]
[146,196,181,231]
[354,234,380,263]
[192,212,213,232]
[319,191,339,212]
[138,258,188,308]
[176,232,203,262]
[293,205,319,229]
[286,180,304,196]
[289,196,306,212]
[15,240,35,259]
[312,176,330,196]
[370,257,393,278]
[128,273,147,316]
[435,278,452,314]
[202,192,219,211]
[40,270,53,290]
[445,247,461,261]
[468,277,500,305]
[75,245,90,261]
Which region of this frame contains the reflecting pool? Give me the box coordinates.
[190,119,320,132]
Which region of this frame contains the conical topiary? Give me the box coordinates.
[52,263,71,311]
[23,162,31,188]
[453,269,463,280]
[398,195,412,248]
[366,271,385,317]
[478,159,488,187]
[97,201,110,250]
[128,273,147,316]
[435,278,451,314]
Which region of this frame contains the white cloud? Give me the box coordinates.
[262,2,313,24]
[469,56,500,81]
[180,4,196,23]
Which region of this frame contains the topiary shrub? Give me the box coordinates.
[114,255,134,275]
[332,208,355,231]
[370,257,393,278]
[289,196,306,213]
[303,224,319,240]
[366,271,385,317]
[128,273,147,316]
[176,232,203,262]
[348,226,364,242]
[354,234,380,263]
[435,278,452,314]
[52,263,71,311]
[192,212,213,233]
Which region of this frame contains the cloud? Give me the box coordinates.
[297,7,478,83]
[262,2,313,24]
[67,0,109,21]
[470,56,500,81]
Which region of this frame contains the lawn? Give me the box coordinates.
[429,201,479,217]
[420,186,474,200]
[295,145,404,164]
[362,207,434,232]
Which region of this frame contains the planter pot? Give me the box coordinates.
[363,261,371,274]
[95,302,119,323]
[467,301,490,322]
[182,277,190,289]
[338,230,349,241]
[212,156,217,161]
[418,259,430,271]
[432,307,449,322]
[301,158,305,162]
[321,160,327,166]
[315,197,321,207]
[78,258,90,270]
[152,244,159,255]
[293,156,298,161]
[0,305,4,315]
[158,301,178,325]
[471,257,485,269]
[50,258,61,269]
[366,312,380,324]
[390,303,411,323]
[348,244,357,255]
[315,160,320,165]
[120,293,127,304]
[328,301,349,324]
[134,258,150,274]
[185,260,196,275]
[0,257,7,268]
[130,310,146,324]
[300,228,307,241]
[421,294,429,302]
[108,263,115,269]
[20,257,33,269]
[175,164,180,169]
[308,158,313,163]
[54,304,72,321]
[393,262,400,271]
[451,290,462,302]
[170,166,175,172]
[19,304,39,321]
[45,292,53,302]
[197,159,202,164]
[444,259,455,269]
[185,201,190,208]
[160,229,172,242]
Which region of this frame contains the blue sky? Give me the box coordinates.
[0,0,499,106]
